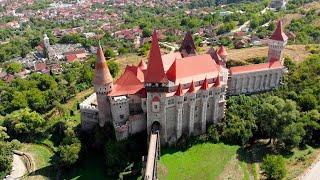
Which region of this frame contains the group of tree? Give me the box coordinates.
[206,52,320,179]
[0,126,21,178]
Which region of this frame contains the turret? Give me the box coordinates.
[93,44,113,127]
[217,46,228,67]
[43,34,50,59]
[179,32,197,57]
[267,20,288,64]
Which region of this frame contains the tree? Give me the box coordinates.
[107,60,120,78]
[57,143,81,167]
[104,48,116,59]
[261,155,286,180]
[257,97,302,147]
[4,61,23,74]
[0,126,9,141]
[3,108,46,141]
[142,27,151,38]
[0,141,13,176]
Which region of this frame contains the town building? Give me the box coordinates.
[270,0,286,10]
[80,21,288,145]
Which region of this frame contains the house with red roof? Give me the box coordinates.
[80,20,287,145]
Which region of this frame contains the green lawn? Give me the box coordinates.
[159,143,240,180]
[20,143,55,180]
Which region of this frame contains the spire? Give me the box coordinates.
[217,46,227,57]
[166,59,177,82]
[175,83,183,96]
[201,78,209,90]
[270,20,288,41]
[145,30,167,83]
[93,45,113,85]
[214,74,221,87]
[179,31,196,57]
[188,80,196,93]
[138,60,147,70]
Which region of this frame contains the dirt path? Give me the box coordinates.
[300,156,320,180]
[5,154,28,179]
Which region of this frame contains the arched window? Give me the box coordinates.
[152,96,160,112]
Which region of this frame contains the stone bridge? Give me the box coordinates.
[144,122,160,180]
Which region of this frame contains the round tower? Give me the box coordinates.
[93,45,113,127]
[267,20,288,64]
[43,34,50,59]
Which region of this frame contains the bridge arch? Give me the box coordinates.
[151,121,160,133]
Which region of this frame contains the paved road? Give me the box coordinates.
[5,154,28,179]
[301,159,320,180]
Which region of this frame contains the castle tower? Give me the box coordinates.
[179,32,197,57]
[145,30,169,144]
[200,78,209,133]
[187,81,196,135]
[175,84,183,140]
[43,34,50,59]
[217,46,228,67]
[93,45,113,127]
[267,20,288,64]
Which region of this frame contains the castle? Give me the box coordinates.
[80,21,287,145]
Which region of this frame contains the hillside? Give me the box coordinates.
[227,44,311,62]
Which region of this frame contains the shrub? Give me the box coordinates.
[57,142,81,167]
[261,155,286,180]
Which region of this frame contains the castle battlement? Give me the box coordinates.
[79,93,98,111]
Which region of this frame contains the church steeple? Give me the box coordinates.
[179,31,196,57]
[145,30,167,84]
[267,20,288,64]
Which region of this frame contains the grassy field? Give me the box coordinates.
[158,143,240,180]
[226,45,311,63]
[20,143,55,180]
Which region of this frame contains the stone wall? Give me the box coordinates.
[228,68,284,95]
[80,93,99,130]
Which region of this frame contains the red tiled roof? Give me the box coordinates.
[145,31,168,83]
[270,20,288,42]
[138,60,147,70]
[166,54,219,85]
[175,83,183,96]
[66,54,78,62]
[217,46,227,57]
[35,62,47,71]
[109,68,144,96]
[93,45,113,85]
[126,65,144,82]
[161,52,182,71]
[229,61,283,74]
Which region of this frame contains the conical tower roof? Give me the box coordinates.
[217,46,228,57]
[93,45,113,85]
[201,78,209,90]
[145,30,167,83]
[179,31,196,55]
[270,20,288,41]
[188,80,196,93]
[214,74,221,87]
[175,83,183,96]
